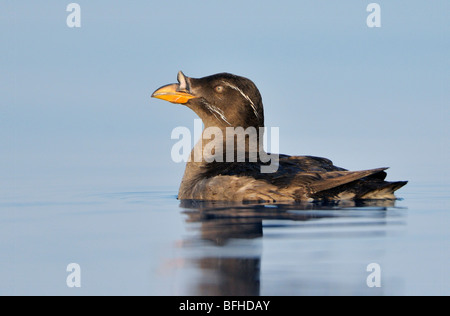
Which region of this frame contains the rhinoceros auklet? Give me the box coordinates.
[152,71,407,202]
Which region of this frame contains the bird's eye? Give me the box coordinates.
[215,85,224,93]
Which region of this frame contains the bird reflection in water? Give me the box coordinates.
[178,199,399,296]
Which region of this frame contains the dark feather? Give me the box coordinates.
[194,155,404,201]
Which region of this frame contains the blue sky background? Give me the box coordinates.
[1,0,449,194]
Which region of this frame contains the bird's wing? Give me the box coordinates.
[308,168,389,193]
[278,167,390,200]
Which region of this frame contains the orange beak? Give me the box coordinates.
[151,83,196,104]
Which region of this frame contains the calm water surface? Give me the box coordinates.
[0,183,448,295]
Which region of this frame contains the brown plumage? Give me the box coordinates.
[152,71,407,202]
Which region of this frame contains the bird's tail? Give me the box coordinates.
[359,181,408,199]
[309,168,408,200]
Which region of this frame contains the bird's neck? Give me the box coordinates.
[177,126,266,199]
[189,125,266,164]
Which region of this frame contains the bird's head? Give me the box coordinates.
[152,71,264,129]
